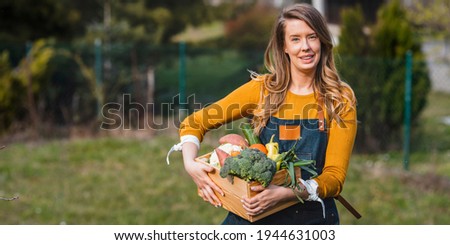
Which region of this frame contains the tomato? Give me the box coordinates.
[249,143,268,155]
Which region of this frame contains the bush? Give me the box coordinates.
[224,4,278,51]
[0,51,26,132]
[0,39,102,133]
[337,0,431,152]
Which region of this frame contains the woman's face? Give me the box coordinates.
[283,19,321,76]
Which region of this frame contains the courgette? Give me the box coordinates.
[240,122,261,145]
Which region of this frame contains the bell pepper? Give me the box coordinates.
[266,134,282,170]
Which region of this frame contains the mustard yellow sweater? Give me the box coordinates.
[180,79,357,199]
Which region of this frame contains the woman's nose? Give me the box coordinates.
[300,39,310,51]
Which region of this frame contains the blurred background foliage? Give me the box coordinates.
[0,0,446,152]
[337,1,431,151]
[0,0,449,225]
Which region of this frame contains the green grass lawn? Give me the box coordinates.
[0,136,228,224]
[0,92,449,224]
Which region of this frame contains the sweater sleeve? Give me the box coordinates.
[179,79,262,142]
[314,97,357,198]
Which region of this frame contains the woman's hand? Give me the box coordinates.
[182,142,224,207]
[240,185,289,215]
[184,159,224,207]
[241,183,308,216]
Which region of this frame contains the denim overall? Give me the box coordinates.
[222,106,339,225]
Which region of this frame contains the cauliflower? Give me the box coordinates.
[208,143,243,168]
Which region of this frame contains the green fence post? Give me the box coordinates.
[403,50,412,171]
[95,38,103,119]
[178,41,187,119]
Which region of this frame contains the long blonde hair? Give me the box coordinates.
[252,3,356,134]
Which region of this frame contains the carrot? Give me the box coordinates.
[230,150,241,157]
[219,134,249,147]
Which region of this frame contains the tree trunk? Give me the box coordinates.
[25,47,40,136]
[147,67,155,134]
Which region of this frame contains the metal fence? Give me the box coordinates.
[1,40,448,152]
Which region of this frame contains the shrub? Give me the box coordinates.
[337,0,431,152]
[224,4,278,51]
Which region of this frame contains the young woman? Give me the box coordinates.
[176,3,357,225]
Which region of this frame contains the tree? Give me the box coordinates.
[371,0,430,138]
[335,5,382,151]
[407,0,450,58]
[0,51,25,132]
[0,0,87,42]
[81,0,214,45]
[337,0,431,152]
[336,5,368,56]
[0,38,103,134]
[224,3,278,51]
[66,0,215,130]
[0,0,223,133]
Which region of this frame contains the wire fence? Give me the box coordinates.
[1,40,448,152]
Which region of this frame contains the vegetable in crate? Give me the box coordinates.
[249,143,268,154]
[241,123,269,154]
[219,134,249,147]
[209,142,243,168]
[219,148,276,187]
[240,123,261,145]
[265,135,281,170]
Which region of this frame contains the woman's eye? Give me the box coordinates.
[291,37,300,42]
[308,34,318,40]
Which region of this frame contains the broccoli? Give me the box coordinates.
[219,148,277,187]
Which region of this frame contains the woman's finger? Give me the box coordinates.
[203,186,222,207]
[241,196,261,210]
[201,167,224,197]
[250,185,265,192]
[244,205,263,216]
[202,188,216,206]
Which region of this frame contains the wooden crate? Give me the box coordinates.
[195,152,301,222]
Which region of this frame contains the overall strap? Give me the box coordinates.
[317,97,325,132]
